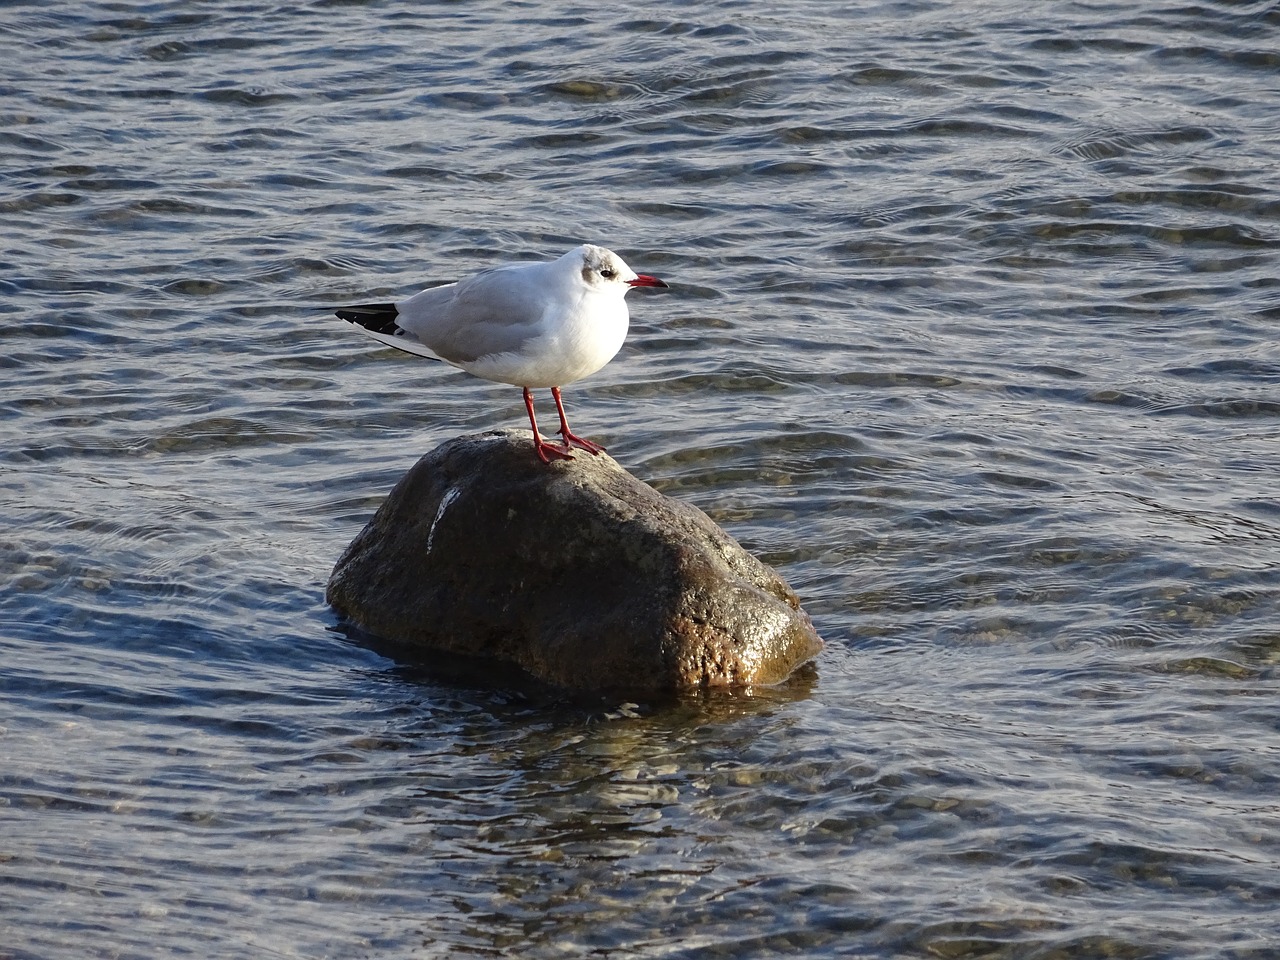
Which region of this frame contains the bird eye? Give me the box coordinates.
[600,267,616,279]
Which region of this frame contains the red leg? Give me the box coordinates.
[551,386,606,455]
[523,387,572,463]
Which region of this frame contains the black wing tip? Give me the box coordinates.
[336,302,401,335]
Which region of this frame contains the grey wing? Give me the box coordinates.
[398,264,549,364]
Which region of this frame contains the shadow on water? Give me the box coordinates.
[328,617,819,718]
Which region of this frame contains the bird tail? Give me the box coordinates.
[335,302,442,361]
[335,302,400,335]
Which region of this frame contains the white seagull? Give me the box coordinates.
[337,244,668,464]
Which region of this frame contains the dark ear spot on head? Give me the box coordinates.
[582,265,593,283]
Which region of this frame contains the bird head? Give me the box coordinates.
[574,244,668,293]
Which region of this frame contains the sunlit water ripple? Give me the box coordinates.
[3,1,1279,957]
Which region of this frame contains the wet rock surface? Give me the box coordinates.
[327,431,822,696]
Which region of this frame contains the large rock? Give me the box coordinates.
[326,431,822,696]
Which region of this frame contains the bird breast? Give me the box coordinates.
[460,291,629,389]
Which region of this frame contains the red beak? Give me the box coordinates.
[627,274,668,289]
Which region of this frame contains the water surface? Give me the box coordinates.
[3,1,1279,957]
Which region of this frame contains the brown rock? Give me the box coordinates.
[326,431,822,695]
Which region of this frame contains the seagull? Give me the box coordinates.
[336,244,667,464]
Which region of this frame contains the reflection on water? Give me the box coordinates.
[4,0,1279,957]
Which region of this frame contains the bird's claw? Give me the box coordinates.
[534,438,575,464]
[559,430,606,455]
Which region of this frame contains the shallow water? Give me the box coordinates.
[4,1,1280,957]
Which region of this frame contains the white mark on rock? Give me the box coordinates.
[425,487,460,555]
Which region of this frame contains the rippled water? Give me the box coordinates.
[4,1,1280,957]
